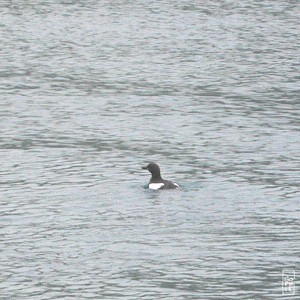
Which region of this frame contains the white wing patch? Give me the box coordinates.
[149,183,165,190]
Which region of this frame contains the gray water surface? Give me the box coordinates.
[0,1,299,299]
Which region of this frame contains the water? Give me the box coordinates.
[0,1,299,299]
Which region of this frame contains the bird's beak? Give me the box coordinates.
[142,166,148,170]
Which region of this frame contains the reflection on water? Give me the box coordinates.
[0,0,299,299]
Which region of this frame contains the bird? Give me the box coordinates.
[142,162,179,190]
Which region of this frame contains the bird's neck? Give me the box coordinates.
[151,174,163,182]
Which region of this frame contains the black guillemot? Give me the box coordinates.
[142,162,179,190]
